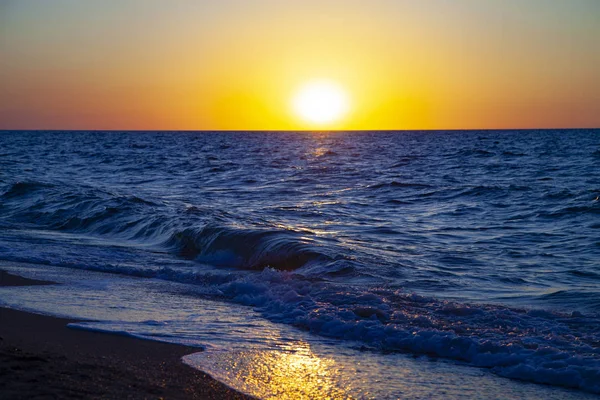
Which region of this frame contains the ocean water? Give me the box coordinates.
[0,130,599,398]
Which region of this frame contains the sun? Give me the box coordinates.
[292,80,349,127]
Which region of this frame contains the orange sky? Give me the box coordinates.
[1,1,599,130]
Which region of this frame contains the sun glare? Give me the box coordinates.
[292,80,349,127]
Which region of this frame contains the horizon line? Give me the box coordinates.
[0,127,598,133]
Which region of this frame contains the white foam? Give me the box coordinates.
[215,268,600,393]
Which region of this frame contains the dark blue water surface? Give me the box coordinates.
[1,130,600,394]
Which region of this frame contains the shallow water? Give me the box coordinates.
[1,262,594,399]
[0,130,599,397]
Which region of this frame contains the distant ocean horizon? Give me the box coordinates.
[2,128,598,132]
[1,129,599,398]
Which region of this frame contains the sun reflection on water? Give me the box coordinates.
[244,345,348,399]
[185,342,355,399]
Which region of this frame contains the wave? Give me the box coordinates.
[2,191,600,393]
[502,151,527,157]
[368,181,432,190]
[459,184,531,197]
[11,249,595,394]
[456,149,495,157]
[539,204,600,219]
[1,181,162,238]
[1,180,332,272]
[567,270,600,280]
[382,183,537,204]
[215,268,600,394]
[163,225,330,270]
[1,181,54,199]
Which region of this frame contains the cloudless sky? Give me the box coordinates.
[1,0,599,130]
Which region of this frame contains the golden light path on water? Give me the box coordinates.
[187,342,353,399]
[182,338,594,400]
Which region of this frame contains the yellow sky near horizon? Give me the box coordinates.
[1,1,599,130]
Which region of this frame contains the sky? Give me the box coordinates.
[1,0,599,130]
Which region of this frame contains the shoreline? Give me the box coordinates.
[0,270,253,399]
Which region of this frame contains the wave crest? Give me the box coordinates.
[164,225,329,270]
[1,181,54,198]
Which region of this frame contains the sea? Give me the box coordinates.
[0,129,599,399]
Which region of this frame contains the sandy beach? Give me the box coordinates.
[0,270,252,400]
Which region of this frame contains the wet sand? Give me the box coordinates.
[0,270,253,399]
